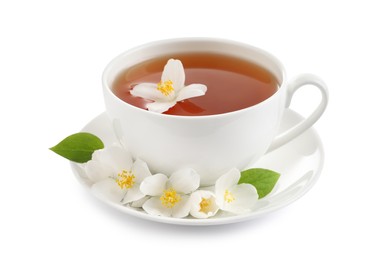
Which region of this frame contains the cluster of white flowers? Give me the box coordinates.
[84,145,259,218]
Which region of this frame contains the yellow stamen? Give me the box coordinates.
[224,190,235,203]
[115,170,135,189]
[157,80,174,96]
[160,188,181,208]
[199,197,212,213]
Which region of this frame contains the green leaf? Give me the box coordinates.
[239,168,280,199]
[49,132,104,163]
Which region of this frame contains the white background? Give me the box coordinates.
[1,0,389,259]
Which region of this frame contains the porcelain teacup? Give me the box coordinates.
[102,38,328,185]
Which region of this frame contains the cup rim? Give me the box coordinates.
[102,37,287,119]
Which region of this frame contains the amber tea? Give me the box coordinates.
[112,52,279,116]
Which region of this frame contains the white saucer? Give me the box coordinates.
[70,109,324,225]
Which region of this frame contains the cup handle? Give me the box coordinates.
[267,73,329,152]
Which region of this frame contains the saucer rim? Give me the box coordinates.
[70,109,324,226]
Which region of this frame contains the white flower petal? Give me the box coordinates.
[91,178,126,203]
[131,196,150,208]
[140,173,168,196]
[169,168,200,194]
[161,59,185,91]
[221,184,258,214]
[94,146,133,174]
[121,184,145,204]
[85,160,114,182]
[176,84,207,102]
[132,158,152,183]
[146,101,176,113]
[215,168,241,199]
[130,83,166,101]
[171,195,191,218]
[142,197,172,217]
[189,190,219,219]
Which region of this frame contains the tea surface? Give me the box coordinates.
[112,53,279,116]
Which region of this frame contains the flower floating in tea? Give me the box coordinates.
[130,59,207,113]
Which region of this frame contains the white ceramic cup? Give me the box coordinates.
[102,38,328,186]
